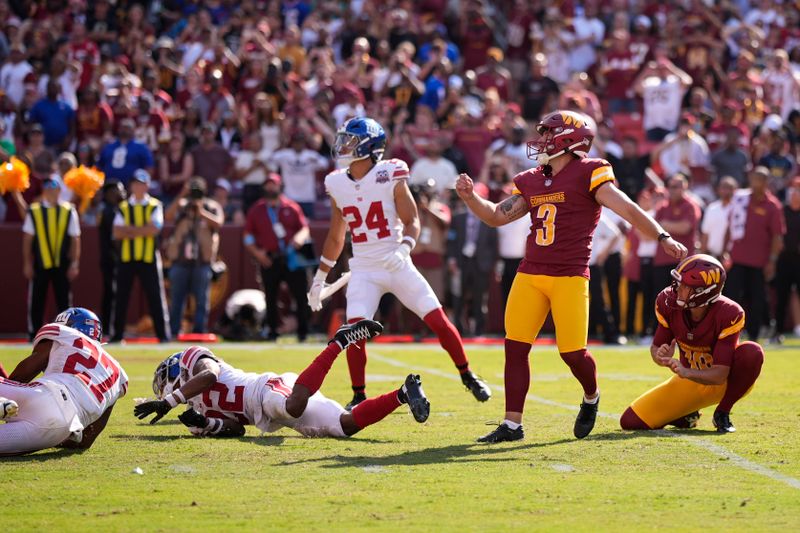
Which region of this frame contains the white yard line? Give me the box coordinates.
[369,352,800,491]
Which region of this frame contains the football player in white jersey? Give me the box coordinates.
[308,117,491,410]
[135,320,430,438]
[0,308,128,455]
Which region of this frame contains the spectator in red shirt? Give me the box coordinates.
[68,21,100,90]
[75,87,113,149]
[724,166,787,341]
[598,30,640,114]
[190,123,233,191]
[243,173,311,341]
[475,47,512,102]
[653,174,701,288]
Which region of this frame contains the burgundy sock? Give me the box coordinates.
[295,342,343,396]
[351,389,402,429]
[423,308,469,370]
[504,339,532,413]
[620,407,652,430]
[560,349,598,397]
[717,341,764,413]
[0,363,7,379]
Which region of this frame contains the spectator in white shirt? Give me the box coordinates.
[589,212,624,344]
[652,115,711,180]
[0,43,34,106]
[268,131,329,218]
[410,137,459,193]
[235,132,273,214]
[633,55,692,141]
[700,177,737,259]
[569,3,605,73]
[497,214,529,308]
[761,50,800,120]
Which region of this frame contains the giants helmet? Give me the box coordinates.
[54,307,103,342]
[668,254,727,308]
[332,117,386,165]
[527,110,596,165]
[152,352,182,399]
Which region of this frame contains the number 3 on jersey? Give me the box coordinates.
[535,203,557,246]
[342,201,390,243]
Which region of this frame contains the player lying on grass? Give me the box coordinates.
[0,308,128,455]
[135,320,430,437]
[620,254,764,433]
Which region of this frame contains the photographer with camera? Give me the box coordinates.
[164,177,224,335]
[243,173,312,342]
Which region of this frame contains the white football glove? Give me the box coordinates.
[382,243,411,272]
[307,269,327,312]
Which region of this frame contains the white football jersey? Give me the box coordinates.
[325,158,409,270]
[34,323,129,427]
[178,346,274,426]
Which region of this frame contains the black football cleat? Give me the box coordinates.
[401,374,430,423]
[345,392,367,412]
[331,319,383,349]
[668,411,701,429]
[461,370,492,402]
[713,411,736,433]
[574,395,599,439]
[477,423,524,443]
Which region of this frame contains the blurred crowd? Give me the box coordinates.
[2,0,800,342]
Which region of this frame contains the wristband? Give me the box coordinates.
[402,236,416,250]
[320,256,337,268]
[205,418,223,435]
[172,389,186,404]
[164,393,179,408]
[657,232,671,242]
[314,269,327,281]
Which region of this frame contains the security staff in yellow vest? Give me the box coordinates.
[111,169,171,342]
[21,175,81,339]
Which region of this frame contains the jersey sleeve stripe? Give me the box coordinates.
[655,308,670,329]
[718,315,745,339]
[511,186,522,195]
[589,168,615,190]
[181,347,199,369]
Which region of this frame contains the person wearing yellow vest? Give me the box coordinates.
[21,175,81,339]
[110,169,171,342]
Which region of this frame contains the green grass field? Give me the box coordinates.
[2,341,799,532]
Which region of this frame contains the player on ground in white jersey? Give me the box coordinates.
[0,308,128,455]
[135,320,430,437]
[308,117,491,410]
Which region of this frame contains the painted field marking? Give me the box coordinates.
[369,353,800,491]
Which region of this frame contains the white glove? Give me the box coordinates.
[307,269,327,311]
[382,243,411,272]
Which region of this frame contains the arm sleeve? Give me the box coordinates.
[589,163,616,195]
[150,204,164,229]
[68,208,81,237]
[179,346,218,379]
[32,323,65,348]
[113,212,124,227]
[22,212,35,235]
[391,159,410,181]
[712,332,738,367]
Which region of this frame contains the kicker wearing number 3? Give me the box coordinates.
[456,110,688,443]
[310,118,491,410]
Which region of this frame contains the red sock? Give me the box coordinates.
[717,341,764,413]
[295,342,343,396]
[505,339,532,413]
[0,363,7,379]
[560,349,598,397]
[620,407,652,430]
[423,308,469,370]
[351,389,402,429]
[345,316,368,393]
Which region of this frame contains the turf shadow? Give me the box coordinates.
[1,448,84,462]
[277,438,574,468]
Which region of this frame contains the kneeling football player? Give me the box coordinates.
[1,308,128,455]
[135,320,430,437]
[620,255,764,433]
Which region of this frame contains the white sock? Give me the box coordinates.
[583,392,600,404]
[503,419,521,430]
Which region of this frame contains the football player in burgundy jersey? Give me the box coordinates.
[620,255,764,433]
[135,320,431,438]
[456,110,687,442]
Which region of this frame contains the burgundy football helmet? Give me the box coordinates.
[526,110,596,165]
[668,254,727,308]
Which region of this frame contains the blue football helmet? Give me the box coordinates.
[153,352,182,399]
[332,117,386,165]
[54,307,103,342]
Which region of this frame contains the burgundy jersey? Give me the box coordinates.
[512,157,615,278]
[654,289,745,369]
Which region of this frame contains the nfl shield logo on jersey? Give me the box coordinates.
[375,170,390,184]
